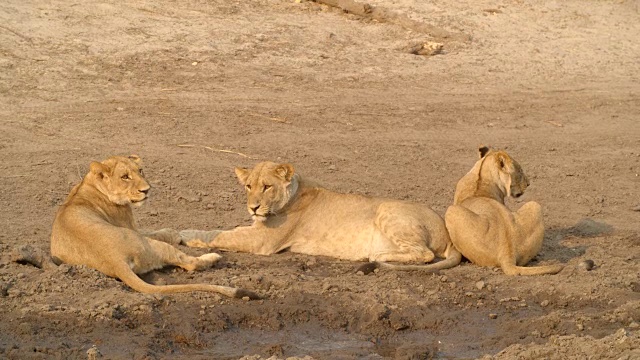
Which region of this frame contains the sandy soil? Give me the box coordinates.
[1,0,639,358]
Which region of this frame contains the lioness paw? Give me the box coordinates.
[196,253,223,269]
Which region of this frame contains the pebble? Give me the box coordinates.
[578,259,595,271]
[440,275,448,282]
[87,345,103,360]
[540,300,550,307]
[489,313,498,319]
[475,281,485,290]
[576,323,584,331]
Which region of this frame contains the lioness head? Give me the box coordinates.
[235,161,297,222]
[479,146,530,198]
[89,155,150,206]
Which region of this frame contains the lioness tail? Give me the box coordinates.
[116,263,261,299]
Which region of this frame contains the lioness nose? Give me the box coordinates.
[249,205,260,213]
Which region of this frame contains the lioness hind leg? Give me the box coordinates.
[370,203,436,263]
[513,201,545,266]
[147,239,221,272]
[502,202,563,275]
[445,205,495,267]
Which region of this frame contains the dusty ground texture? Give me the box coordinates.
[1,0,639,358]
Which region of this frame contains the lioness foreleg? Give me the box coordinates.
[141,228,181,246]
[180,227,287,255]
[179,230,223,248]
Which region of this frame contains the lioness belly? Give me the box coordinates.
[288,224,375,261]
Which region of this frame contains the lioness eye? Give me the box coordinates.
[121,174,131,180]
[263,185,272,192]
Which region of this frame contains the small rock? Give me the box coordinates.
[116,107,124,111]
[489,313,498,319]
[540,300,550,307]
[578,259,595,271]
[440,275,448,282]
[475,281,485,290]
[242,296,250,301]
[632,204,640,212]
[87,345,102,360]
[628,321,639,329]
[327,164,337,171]
[576,323,584,331]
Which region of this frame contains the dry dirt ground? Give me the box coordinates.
[1,0,639,359]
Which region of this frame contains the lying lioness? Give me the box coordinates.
[50,155,259,299]
[180,161,461,272]
[445,147,564,275]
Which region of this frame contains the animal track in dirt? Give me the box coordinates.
[312,0,469,54]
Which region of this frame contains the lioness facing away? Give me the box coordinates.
[50,155,259,299]
[445,147,564,276]
[180,161,461,272]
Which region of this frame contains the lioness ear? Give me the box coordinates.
[275,164,294,181]
[496,153,507,169]
[128,154,142,164]
[90,161,109,179]
[478,146,491,159]
[235,167,250,184]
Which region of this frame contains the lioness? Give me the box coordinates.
[180,161,461,272]
[50,155,259,299]
[445,147,564,276]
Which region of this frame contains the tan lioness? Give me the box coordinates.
[180,161,461,272]
[50,155,260,299]
[445,147,564,276]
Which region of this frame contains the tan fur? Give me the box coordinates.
[50,155,259,299]
[180,161,461,273]
[445,147,564,276]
